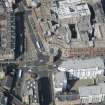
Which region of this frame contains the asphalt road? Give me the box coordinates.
[14,5,53,105]
[25,14,45,53]
[16,2,50,66]
[25,12,49,65]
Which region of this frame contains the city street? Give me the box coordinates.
[25,12,49,66]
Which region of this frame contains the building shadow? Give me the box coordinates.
[101,0,105,14]
[88,4,95,25]
[53,49,62,62]
[15,0,22,4]
[38,77,52,105]
[15,12,25,59]
[66,72,79,92]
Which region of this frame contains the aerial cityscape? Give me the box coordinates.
[0,0,105,105]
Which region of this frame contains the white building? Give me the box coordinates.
[52,0,91,24]
[52,71,67,93]
[79,83,105,104]
[58,57,105,79]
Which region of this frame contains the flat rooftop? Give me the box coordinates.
[58,57,104,70]
[54,0,90,19]
[79,83,105,97]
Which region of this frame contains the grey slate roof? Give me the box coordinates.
[59,57,104,70]
[98,83,105,94]
[79,83,105,97]
[79,85,101,97]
